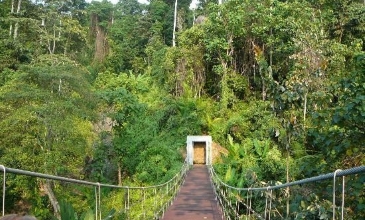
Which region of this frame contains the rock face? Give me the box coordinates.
[190,141,227,164]
[211,142,228,164]
[194,15,207,25]
[185,136,227,165]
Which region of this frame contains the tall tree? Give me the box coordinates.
[88,0,114,62]
[0,55,96,217]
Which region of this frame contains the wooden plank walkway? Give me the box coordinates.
[162,165,223,220]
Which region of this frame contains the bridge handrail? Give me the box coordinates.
[209,165,365,191]
[0,159,189,190]
[1,159,190,219]
[209,165,365,220]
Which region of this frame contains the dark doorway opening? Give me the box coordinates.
[193,142,206,164]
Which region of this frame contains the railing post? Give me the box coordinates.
[248,187,252,219]
[153,188,157,218]
[142,188,146,219]
[124,188,127,213]
[235,199,238,220]
[94,186,98,220]
[333,169,341,220]
[268,189,272,220]
[95,182,101,220]
[341,176,345,220]
[0,161,192,220]
[127,187,130,219]
[264,186,269,219]
[1,165,6,217]
[166,182,169,199]
[246,188,249,217]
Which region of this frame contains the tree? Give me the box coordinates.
[0,55,96,217]
[106,0,150,73]
[88,0,114,62]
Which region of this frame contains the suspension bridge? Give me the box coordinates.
[1,162,364,219]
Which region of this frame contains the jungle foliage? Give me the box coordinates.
[0,0,364,219]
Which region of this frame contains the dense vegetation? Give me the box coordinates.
[0,0,364,219]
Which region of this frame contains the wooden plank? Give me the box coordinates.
[162,165,223,220]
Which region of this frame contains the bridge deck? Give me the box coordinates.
[162,165,223,220]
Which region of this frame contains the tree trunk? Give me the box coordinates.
[13,0,22,40]
[118,163,122,185]
[42,180,60,219]
[93,15,108,62]
[47,26,57,54]
[219,57,229,110]
[260,69,266,101]
[9,0,14,37]
[172,0,177,47]
[53,26,56,54]
[303,91,308,123]
[286,136,291,218]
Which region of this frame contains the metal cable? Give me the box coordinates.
[0,160,189,190]
[0,160,189,219]
[209,166,365,220]
[210,166,365,191]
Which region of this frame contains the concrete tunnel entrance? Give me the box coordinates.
[193,142,206,164]
[186,136,212,165]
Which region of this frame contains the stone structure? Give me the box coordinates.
[186,136,228,165]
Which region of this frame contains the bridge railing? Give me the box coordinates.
[208,165,365,220]
[0,160,190,220]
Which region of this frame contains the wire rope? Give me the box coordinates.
[210,166,365,191]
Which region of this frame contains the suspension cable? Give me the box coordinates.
[211,166,365,191]
[209,165,365,220]
[0,160,189,219]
